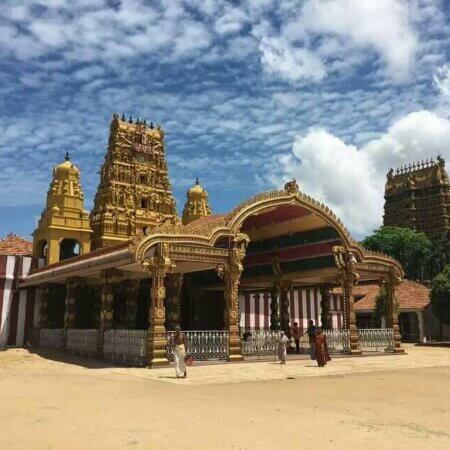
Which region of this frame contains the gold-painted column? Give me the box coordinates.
[385,267,405,353]
[142,243,175,368]
[64,278,78,329]
[279,282,291,337]
[125,280,140,329]
[333,247,361,354]
[319,285,332,330]
[217,236,248,361]
[98,278,114,355]
[165,273,183,331]
[269,284,280,331]
[39,284,50,329]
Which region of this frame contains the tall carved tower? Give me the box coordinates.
[384,156,449,237]
[90,114,177,249]
[182,178,212,225]
[33,152,92,265]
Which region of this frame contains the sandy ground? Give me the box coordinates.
[1,344,449,450]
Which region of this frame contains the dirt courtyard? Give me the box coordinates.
[1,345,449,450]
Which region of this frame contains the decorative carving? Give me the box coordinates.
[333,246,361,353]
[216,237,247,361]
[90,114,178,249]
[284,178,299,194]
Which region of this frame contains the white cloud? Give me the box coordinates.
[434,64,450,98]
[258,36,326,82]
[271,111,450,236]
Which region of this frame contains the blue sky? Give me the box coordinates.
[0,0,449,241]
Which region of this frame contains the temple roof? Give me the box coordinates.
[333,280,430,311]
[0,233,33,256]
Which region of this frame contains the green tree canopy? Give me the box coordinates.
[362,226,432,280]
[430,265,450,325]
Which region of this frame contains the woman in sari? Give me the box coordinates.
[314,328,331,367]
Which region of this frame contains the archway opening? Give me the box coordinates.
[59,239,81,261]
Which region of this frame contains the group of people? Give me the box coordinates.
[277,320,331,367]
[172,320,331,379]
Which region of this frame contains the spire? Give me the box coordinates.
[65,150,70,161]
[182,179,212,225]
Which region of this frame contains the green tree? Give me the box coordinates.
[362,226,432,281]
[373,284,388,321]
[430,265,450,325]
[428,232,450,279]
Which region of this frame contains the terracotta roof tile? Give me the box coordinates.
[0,233,33,256]
[332,280,430,311]
[186,214,226,229]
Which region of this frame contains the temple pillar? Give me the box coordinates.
[319,285,332,329]
[217,237,247,361]
[164,273,183,331]
[142,243,175,368]
[279,282,291,337]
[333,247,361,354]
[385,267,405,353]
[125,280,139,329]
[269,284,280,331]
[98,282,114,355]
[64,277,78,330]
[39,284,50,329]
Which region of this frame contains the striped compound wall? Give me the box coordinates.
[239,287,344,331]
[0,255,41,349]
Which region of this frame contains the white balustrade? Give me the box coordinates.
[39,328,64,350]
[241,330,279,357]
[358,328,394,352]
[66,329,98,357]
[103,330,148,366]
[166,330,229,361]
[324,329,351,353]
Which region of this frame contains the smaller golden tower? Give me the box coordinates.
[33,152,92,265]
[182,178,212,225]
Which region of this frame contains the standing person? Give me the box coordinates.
[306,320,317,360]
[314,327,331,367]
[292,322,301,354]
[277,331,290,364]
[173,326,188,378]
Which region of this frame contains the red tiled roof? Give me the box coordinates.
[332,280,430,311]
[0,233,33,256]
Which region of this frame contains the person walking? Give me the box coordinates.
[306,320,317,360]
[292,322,301,354]
[277,331,290,364]
[314,327,331,367]
[173,326,188,378]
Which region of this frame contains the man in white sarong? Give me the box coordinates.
[277,331,290,364]
[173,326,187,378]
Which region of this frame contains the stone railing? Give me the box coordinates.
[241,330,279,357]
[166,330,229,361]
[103,330,148,366]
[39,328,65,350]
[66,329,98,357]
[324,330,350,353]
[359,328,394,352]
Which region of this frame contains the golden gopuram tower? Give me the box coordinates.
[182,178,212,225]
[384,156,449,237]
[90,114,178,249]
[33,152,92,265]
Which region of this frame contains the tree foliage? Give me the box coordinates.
[374,284,388,320]
[430,264,450,325]
[362,226,433,280]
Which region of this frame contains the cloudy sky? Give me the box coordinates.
[0,0,449,240]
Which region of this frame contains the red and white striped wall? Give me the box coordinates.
[239,287,344,331]
[0,255,42,349]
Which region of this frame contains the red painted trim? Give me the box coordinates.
[254,292,260,330]
[245,241,338,267]
[245,293,250,330]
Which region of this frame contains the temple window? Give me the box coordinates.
[141,198,149,209]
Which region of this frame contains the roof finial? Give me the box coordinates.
[195,177,199,185]
[65,150,70,161]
